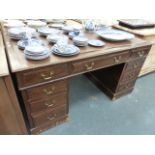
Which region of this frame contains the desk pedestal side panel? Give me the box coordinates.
[139,44,155,76]
[0,76,27,134]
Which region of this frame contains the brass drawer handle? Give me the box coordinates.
[43,86,55,95]
[138,51,145,57]
[47,114,56,121]
[114,56,122,64]
[41,71,54,80]
[85,62,95,70]
[45,100,56,107]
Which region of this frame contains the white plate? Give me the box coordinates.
[25,52,50,60]
[38,27,61,36]
[96,29,135,41]
[49,23,65,29]
[88,39,105,47]
[8,27,36,38]
[27,21,47,28]
[25,45,49,54]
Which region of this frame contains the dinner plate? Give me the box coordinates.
[88,39,105,47]
[73,36,88,43]
[17,39,44,50]
[62,26,74,33]
[51,44,80,56]
[27,21,47,28]
[47,35,68,44]
[49,23,65,29]
[25,52,50,60]
[38,27,62,36]
[25,45,49,54]
[96,29,135,41]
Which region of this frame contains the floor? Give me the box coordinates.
[41,72,155,135]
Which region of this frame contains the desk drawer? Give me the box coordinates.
[70,51,130,74]
[23,79,68,102]
[31,105,67,127]
[17,64,68,88]
[131,47,150,59]
[29,92,68,114]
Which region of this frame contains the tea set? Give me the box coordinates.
[6,19,135,60]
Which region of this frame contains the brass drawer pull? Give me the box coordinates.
[47,114,56,121]
[43,86,55,95]
[133,64,138,69]
[41,71,54,80]
[45,100,56,107]
[114,56,122,64]
[85,62,95,70]
[138,51,145,57]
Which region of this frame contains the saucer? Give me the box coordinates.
[88,39,105,47]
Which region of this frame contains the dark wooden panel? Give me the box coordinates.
[29,92,68,114]
[22,79,68,102]
[31,105,67,127]
[17,64,69,88]
[70,51,130,75]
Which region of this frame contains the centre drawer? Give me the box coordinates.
[29,92,68,114]
[16,63,68,88]
[31,105,67,127]
[70,51,130,75]
[22,79,68,102]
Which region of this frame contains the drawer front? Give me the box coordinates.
[17,64,68,88]
[70,51,130,74]
[23,79,68,102]
[31,105,67,127]
[125,58,145,72]
[29,92,68,114]
[117,81,136,92]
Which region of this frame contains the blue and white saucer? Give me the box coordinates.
[88,39,105,47]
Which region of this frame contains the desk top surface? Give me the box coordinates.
[1,20,151,73]
[0,28,9,77]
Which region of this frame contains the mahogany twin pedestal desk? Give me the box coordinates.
[1,26,152,134]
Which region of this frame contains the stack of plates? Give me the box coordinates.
[96,29,135,41]
[8,27,36,40]
[4,20,25,28]
[47,34,68,44]
[38,27,62,36]
[73,36,88,47]
[49,23,65,29]
[24,45,51,60]
[27,20,47,29]
[51,44,80,57]
[62,26,74,33]
[17,39,44,50]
